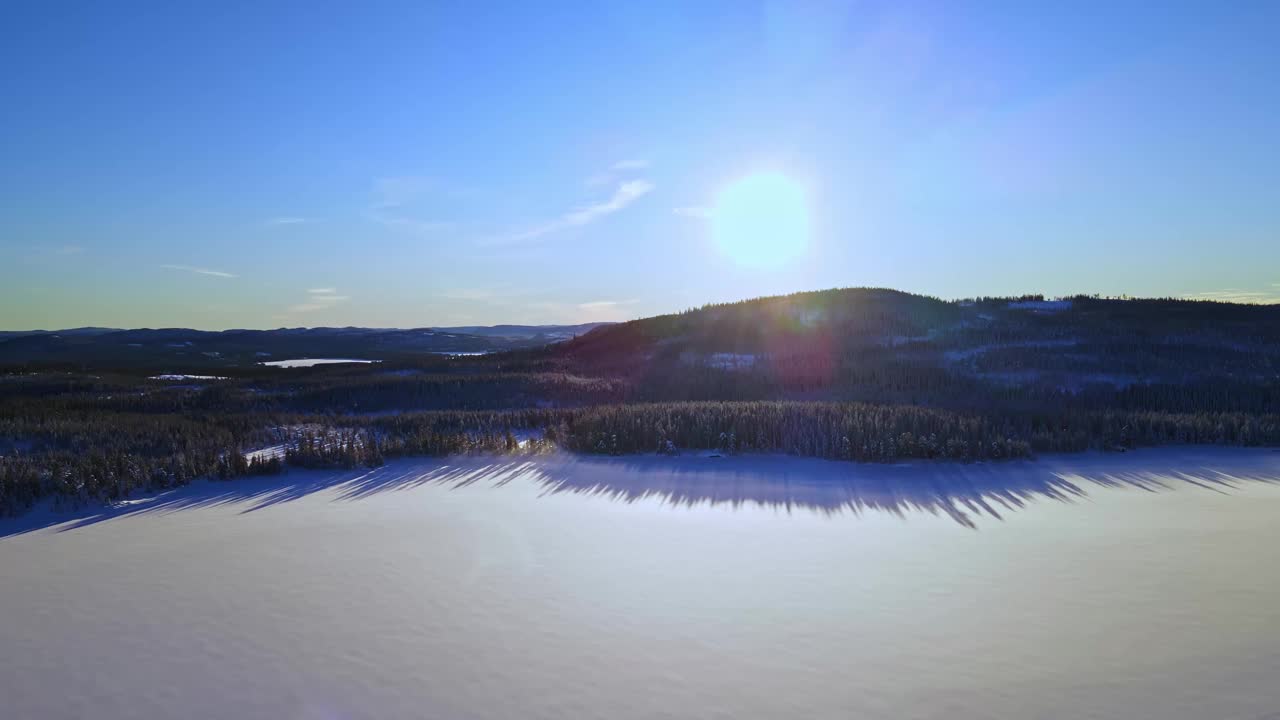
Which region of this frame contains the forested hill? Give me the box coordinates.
[545,287,1280,405]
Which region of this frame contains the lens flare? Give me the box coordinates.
[711,173,811,268]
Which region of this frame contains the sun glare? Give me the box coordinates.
[711,172,811,268]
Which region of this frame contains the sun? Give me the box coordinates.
[711,172,811,267]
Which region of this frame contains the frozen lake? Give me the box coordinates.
[260,358,379,368]
[3,448,1280,719]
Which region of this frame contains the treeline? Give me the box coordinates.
[4,399,1280,518]
[338,402,1280,461]
[0,404,559,516]
[0,407,289,516]
[285,431,385,469]
[550,402,1034,461]
[0,445,285,517]
[283,424,556,469]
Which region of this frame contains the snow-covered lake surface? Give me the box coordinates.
[260,358,380,368]
[3,448,1280,720]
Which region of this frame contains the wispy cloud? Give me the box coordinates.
[587,159,651,187]
[425,287,642,323]
[672,206,712,219]
[487,179,655,246]
[288,288,350,313]
[483,297,641,323]
[565,180,654,225]
[56,244,85,255]
[1183,287,1280,304]
[265,216,310,226]
[578,299,639,310]
[161,264,237,279]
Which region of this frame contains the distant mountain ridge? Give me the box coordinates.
[0,327,119,338]
[6,286,1280,392]
[0,323,609,337]
[0,323,612,366]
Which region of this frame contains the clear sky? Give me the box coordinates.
[3,1,1278,330]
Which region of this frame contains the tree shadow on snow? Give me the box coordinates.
[533,450,1280,528]
[2,447,1278,537]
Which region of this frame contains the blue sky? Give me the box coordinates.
[2,1,1278,329]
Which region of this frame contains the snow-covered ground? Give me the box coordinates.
[1008,299,1073,312]
[148,374,228,381]
[260,358,380,368]
[244,444,287,462]
[3,448,1280,720]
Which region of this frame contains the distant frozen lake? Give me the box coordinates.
[260,357,379,368]
[3,448,1280,720]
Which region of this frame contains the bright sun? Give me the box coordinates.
[711,172,811,267]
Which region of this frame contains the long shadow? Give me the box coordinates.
[554,448,1280,528]
[530,450,1280,528]
[2,448,1278,537]
[0,457,560,539]
[529,455,1093,528]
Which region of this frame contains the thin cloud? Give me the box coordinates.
[56,245,85,255]
[288,288,350,313]
[161,264,237,279]
[572,297,643,322]
[265,216,310,226]
[578,299,639,310]
[565,180,654,225]
[1183,288,1280,304]
[587,159,651,187]
[488,179,655,246]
